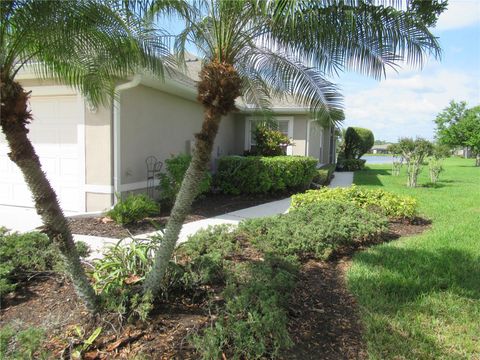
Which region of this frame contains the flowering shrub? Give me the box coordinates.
[291,185,417,220]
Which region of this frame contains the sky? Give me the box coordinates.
[340,0,480,142]
[162,0,480,143]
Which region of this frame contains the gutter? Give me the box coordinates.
[113,75,142,202]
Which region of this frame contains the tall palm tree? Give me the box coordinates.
[143,0,441,296]
[0,0,180,312]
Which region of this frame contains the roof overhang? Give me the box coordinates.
[17,67,309,115]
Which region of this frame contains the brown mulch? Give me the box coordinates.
[280,217,431,359]
[68,192,293,238]
[1,218,431,359]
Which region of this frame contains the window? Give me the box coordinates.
[245,117,293,155]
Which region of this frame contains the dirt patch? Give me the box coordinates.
[68,192,292,238]
[1,218,431,359]
[281,260,367,360]
[1,276,209,359]
[279,217,431,359]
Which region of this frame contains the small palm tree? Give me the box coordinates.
[143,0,441,296]
[0,0,179,312]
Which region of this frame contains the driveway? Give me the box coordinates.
[0,205,77,232]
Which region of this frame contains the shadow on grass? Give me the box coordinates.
[349,246,480,358]
[421,182,450,189]
[354,168,391,187]
[350,246,480,308]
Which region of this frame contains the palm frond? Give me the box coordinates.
[264,0,441,79]
[2,0,175,106]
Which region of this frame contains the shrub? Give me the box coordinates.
[239,201,387,259]
[291,185,418,220]
[158,154,211,205]
[0,228,92,298]
[1,229,59,297]
[92,226,238,317]
[312,164,335,186]
[192,255,297,360]
[336,158,366,171]
[215,156,317,195]
[341,127,375,159]
[250,124,292,156]
[107,193,159,225]
[394,137,434,187]
[92,236,161,317]
[0,326,48,359]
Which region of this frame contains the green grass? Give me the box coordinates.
[347,157,480,359]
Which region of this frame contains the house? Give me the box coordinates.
[0,59,337,213]
[370,144,392,154]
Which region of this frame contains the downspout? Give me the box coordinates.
[113,75,142,203]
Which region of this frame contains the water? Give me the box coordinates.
[361,155,393,164]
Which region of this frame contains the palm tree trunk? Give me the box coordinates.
[0,78,99,313]
[144,61,241,297]
[143,107,222,295]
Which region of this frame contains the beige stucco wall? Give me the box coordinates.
[119,85,239,187]
[322,126,332,164]
[86,193,112,212]
[292,114,308,156]
[84,103,113,211]
[85,104,112,185]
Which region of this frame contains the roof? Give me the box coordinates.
[17,53,310,113]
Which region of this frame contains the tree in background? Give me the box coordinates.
[428,143,451,184]
[142,0,442,297]
[435,101,480,166]
[0,0,180,312]
[395,138,433,187]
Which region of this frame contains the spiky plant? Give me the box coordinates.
[0,0,182,312]
[143,0,441,297]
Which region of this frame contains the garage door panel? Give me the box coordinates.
[0,94,84,212]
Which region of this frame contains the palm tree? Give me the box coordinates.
[143,0,441,296]
[0,0,180,312]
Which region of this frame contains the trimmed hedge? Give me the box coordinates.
[215,156,318,195]
[158,154,212,205]
[342,127,374,159]
[291,185,418,220]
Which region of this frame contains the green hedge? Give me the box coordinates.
[291,185,418,220]
[215,156,318,195]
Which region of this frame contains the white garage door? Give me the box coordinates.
[0,95,85,212]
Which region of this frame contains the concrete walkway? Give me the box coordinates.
[76,171,354,259]
[0,205,78,233]
[329,171,354,188]
[0,172,353,259]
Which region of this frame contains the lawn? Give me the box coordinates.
[347,157,480,359]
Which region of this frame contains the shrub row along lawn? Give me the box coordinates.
[347,157,480,359]
[87,188,414,359]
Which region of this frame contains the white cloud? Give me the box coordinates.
[435,0,480,31]
[342,69,480,142]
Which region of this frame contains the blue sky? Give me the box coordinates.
[340,0,480,142]
[162,1,480,142]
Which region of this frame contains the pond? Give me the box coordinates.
[361,155,394,164]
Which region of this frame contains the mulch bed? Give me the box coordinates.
[1,218,431,359]
[68,192,293,238]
